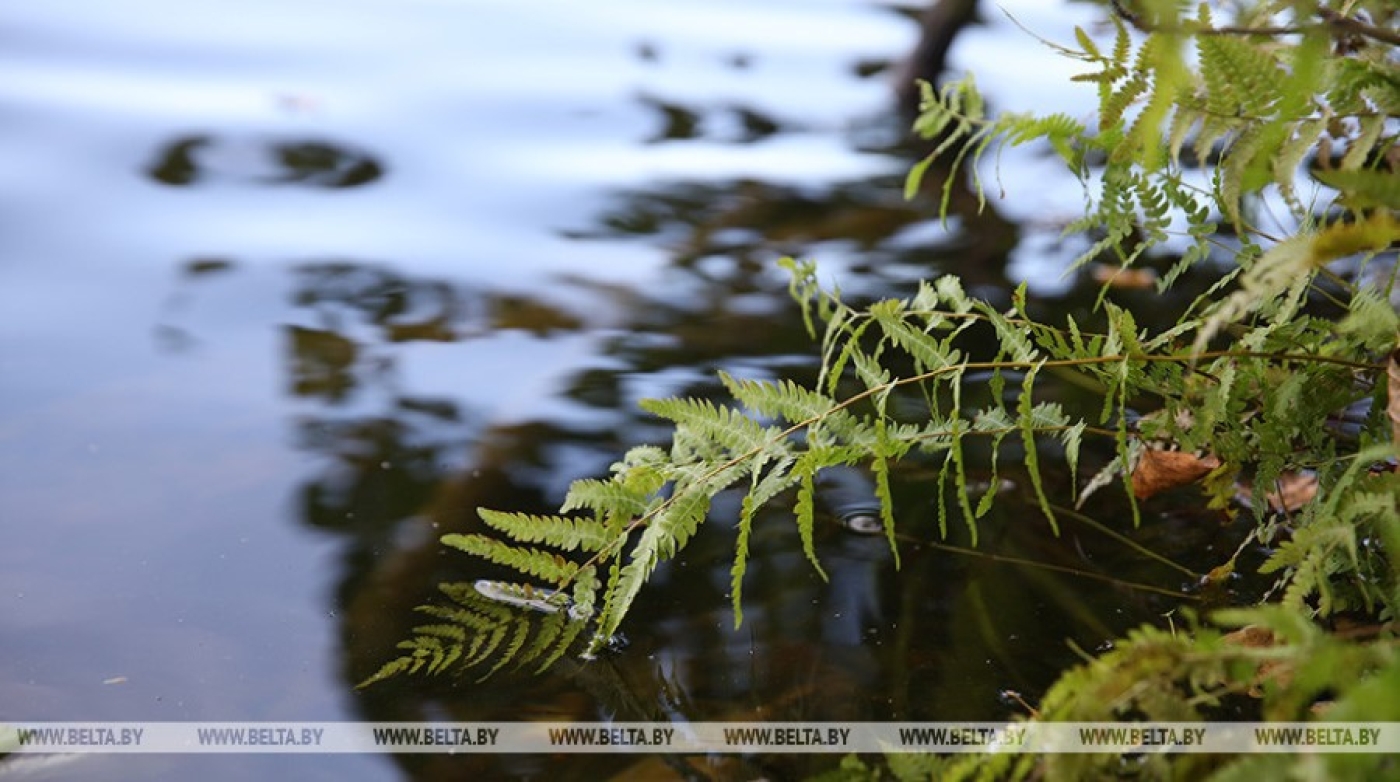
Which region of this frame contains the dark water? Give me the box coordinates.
[0,2,1260,780]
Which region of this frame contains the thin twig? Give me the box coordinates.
[1112,0,1400,47]
[915,539,1200,601]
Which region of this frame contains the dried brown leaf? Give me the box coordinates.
[1090,264,1159,290]
[1131,449,1222,499]
[1236,470,1320,512]
[1221,625,1275,650]
[1266,471,1319,512]
[1222,625,1292,697]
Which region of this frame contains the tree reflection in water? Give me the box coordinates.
[146,134,384,188]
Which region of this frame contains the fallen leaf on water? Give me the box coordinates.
[1131,449,1222,499]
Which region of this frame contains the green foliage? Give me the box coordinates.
[913,1,1400,274]
[366,11,1400,777]
[833,606,1400,781]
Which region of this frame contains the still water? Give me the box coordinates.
[0,1,1251,779]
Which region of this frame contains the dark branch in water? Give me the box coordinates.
[895,0,981,118]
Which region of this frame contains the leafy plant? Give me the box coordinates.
[365,8,1399,775]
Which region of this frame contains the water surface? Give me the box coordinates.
[0,2,1250,779]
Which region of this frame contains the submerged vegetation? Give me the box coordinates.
[368,0,1398,776]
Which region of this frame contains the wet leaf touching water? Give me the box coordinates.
[1130,449,1221,499]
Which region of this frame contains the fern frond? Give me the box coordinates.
[642,397,782,457]
[1061,420,1087,504]
[1102,69,1150,130]
[442,534,580,583]
[936,417,979,544]
[792,455,825,580]
[465,623,508,668]
[717,372,852,431]
[1273,118,1327,215]
[590,462,744,652]
[1313,168,1400,211]
[1166,101,1202,166]
[1219,123,1272,228]
[1197,24,1284,118]
[869,299,963,373]
[731,452,799,626]
[980,302,1041,363]
[1018,365,1062,535]
[869,452,895,537]
[1005,112,1087,166]
[1196,214,1400,352]
[478,508,614,553]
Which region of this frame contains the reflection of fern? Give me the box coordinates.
[361,581,593,685]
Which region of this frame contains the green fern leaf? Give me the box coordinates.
[1197,22,1284,117]
[731,452,799,626]
[442,534,580,583]
[641,397,779,456]
[870,448,901,569]
[1273,118,1326,214]
[972,406,1016,517]
[1073,25,1100,60]
[1313,168,1400,211]
[731,491,756,629]
[718,372,852,431]
[1018,366,1061,535]
[792,456,826,581]
[478,509,615,553]
[938,418,978,544]
[591,463,744,651]
[1061,420,1086,503]
[870,299,962,373]
[1102,70,1149,130]
[466,623,509,667]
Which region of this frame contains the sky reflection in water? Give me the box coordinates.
[0,2,1245,780]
